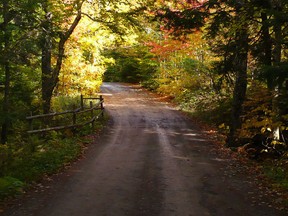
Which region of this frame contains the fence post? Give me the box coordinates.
[80,94,84,110]
[100,95,104,117]
[28,112,36,152]
[90,101,93,116]
[73,109,76,126]
[90,101,94,129]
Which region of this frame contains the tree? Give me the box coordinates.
[225,1,249,146]
[40,0,83,113]
[0,0,39,143]
[0,0,11,144]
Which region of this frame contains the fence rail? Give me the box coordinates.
[27,95,104,134]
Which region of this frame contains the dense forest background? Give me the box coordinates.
[1,0,288,200]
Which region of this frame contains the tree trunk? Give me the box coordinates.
[41,1,54,114]
[227,51,248,146]
[261,13,272,63]
[259,12,273,89]
[41,2,82,113]
[41,33,53,113]
[227,6,249,147]
[1,0,11,144]
[1,63,11,144]
[273,12,282,65]
[272,2,283,140]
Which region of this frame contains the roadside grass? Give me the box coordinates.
[263,160,288,190]
[0,177,25,200]
[7,133,82,181]
[175,91,232,130]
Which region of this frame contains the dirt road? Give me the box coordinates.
[2,83,286,216]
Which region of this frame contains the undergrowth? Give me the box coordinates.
[0,133,77,200]
[0,96,108,201]
[264,160,288,189]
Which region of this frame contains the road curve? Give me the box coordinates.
[1,83,285,216]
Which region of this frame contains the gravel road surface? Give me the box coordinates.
[1,83,286,216]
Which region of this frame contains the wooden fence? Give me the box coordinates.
[26,95,104,134]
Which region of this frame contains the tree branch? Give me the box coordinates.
[53,8,82,84]
[81,12,114,24]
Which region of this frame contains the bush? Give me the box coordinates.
[0,177,25,200]
[103,46,157,83]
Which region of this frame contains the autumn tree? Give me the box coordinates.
[40,0,84,114]
[57,0,150,95]
[39,0,148,113]
[153,1,248,145]
[205,1,250,146]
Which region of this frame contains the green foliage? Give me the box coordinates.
[6,134,82,181]
[155,2,206,36]
[260,62,288,89]
[103,46,157,83]
[0,126,103,200]
[51,95,80,112]
[180,90,232,126]
[0,177,25,200]
[0,144,10,176]
[264,160,288,190]
[150,54,216,101]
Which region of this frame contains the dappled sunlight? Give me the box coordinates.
[100,93,113,96]
[172,155,190,161]
[108,103,148,108]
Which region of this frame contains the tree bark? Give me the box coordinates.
[261,13,272,65]
[273,8,282,65]
[1,0,11,144]
[227,47,248,146]
[260,12,273,88]
[41,3,53,114]
[272,2,283,140]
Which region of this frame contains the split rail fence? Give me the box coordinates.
[26,95,104,134]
